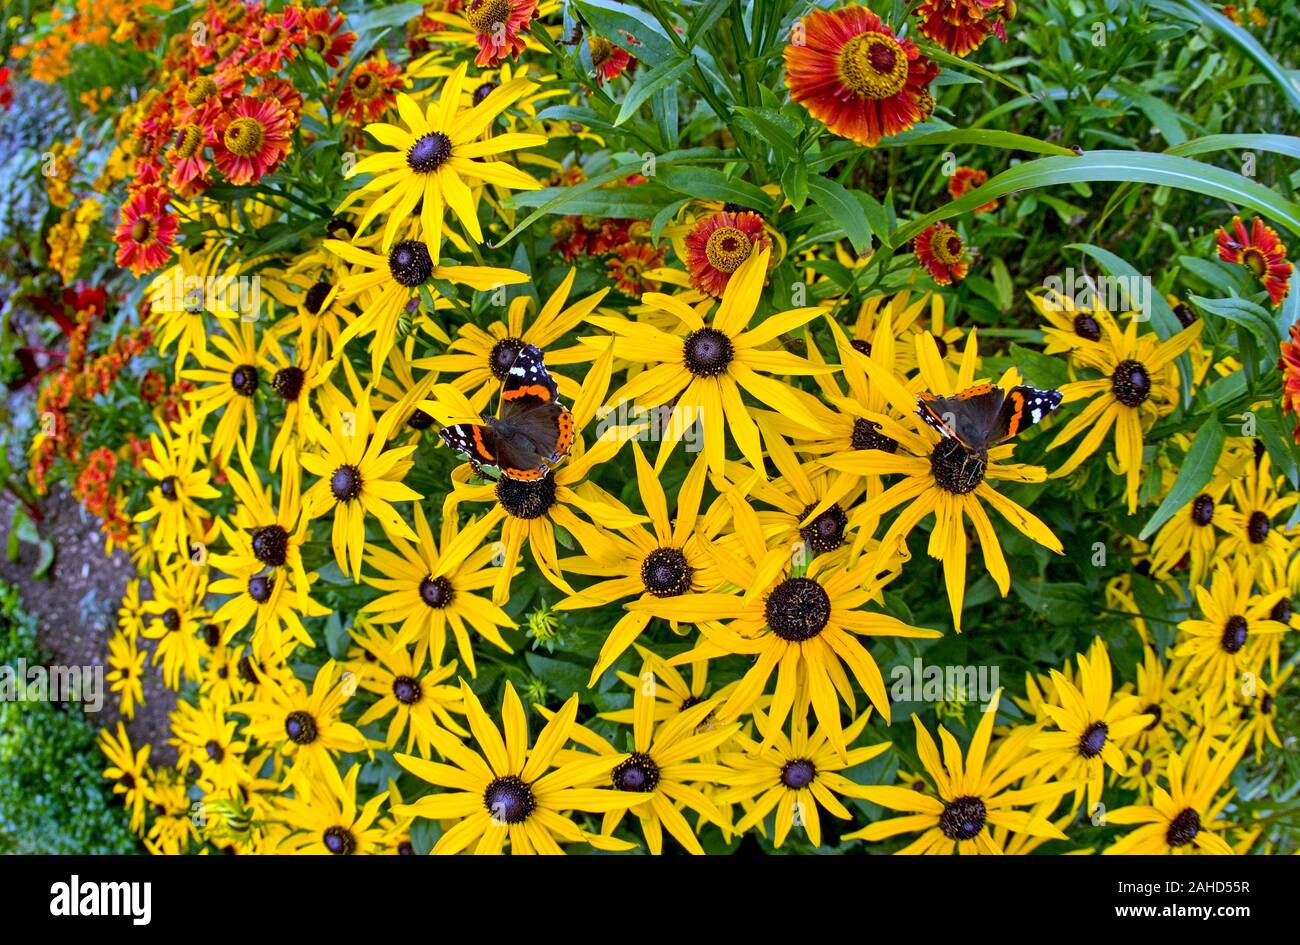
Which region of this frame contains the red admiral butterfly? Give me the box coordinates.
[439,344,576,481]
[917,383,1062,453]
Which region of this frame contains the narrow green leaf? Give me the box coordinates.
[1138,416,1226,540]
[1171,0,1300,114]
[615,58,692,126]
[806,177,873,255]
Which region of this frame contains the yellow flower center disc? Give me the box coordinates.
[466,0,513,34]
[838,32,909,101]
[931,226,964,265]
[224,117,266,157]
[704,225,753,273]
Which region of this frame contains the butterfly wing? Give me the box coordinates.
[440,423,499,466]
[917,384,1004,451]
[491,344,575,480]
[991,385,1063,443]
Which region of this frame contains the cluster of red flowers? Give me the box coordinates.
[1281,322,1300,444]
[112,2,361,278]
[31,292,152,546]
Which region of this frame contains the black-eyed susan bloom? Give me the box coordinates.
[433,342,647,603]
[719,705,889,849]
[106,629,145,719]
[594,247,834,476]
[142,558,209,689]
[1023,639,1154,814]
[822,325,1064,631]
[394,682,641,854]
[845,691,1076,853]
[556,446,720,685]
[359,503,515,675]
[301,391,422,581]
[1173,560,1287,705]
[352,637,468,756]
[1047,316,1202,512]
[277,764,389,855]
[98,722,151,833]
[182,318,268,465]
[134,420,219,562]
[552,660,740,854]
[342,66,546,256]
[1218,452,1298,586]
[1103,735,1251,854]
[417,266,607,411]
[631,502,938,755]
[233,660,367,796]
[322,236,527,378]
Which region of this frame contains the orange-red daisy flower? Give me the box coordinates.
[303,7,356,68]
[165,122,212,196]
[1281,321,1300,443]
[915,0,1007,57]
[242,4,307,75]
[1216,214,1293,307]
[114,185,178,277]
[913,222,970,285]
[683,210,772,297]
[947,166,998,213]
[590,34,635,84]
[464,0,537,67]
[334,51,405,125]
[784,5,939,147]
[211,94,294,185]
[606,241,664,297]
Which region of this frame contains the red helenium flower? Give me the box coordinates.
[915,0,1007,57]
[913,223,970,286]
[211,94,294,185]
[463,0,537,67]
[947,166,998,213]
[1216,214,1293,307]
[684,211,772,297]
[114,185,178,277]
[607,241,665,297]
[784,5,939,147]
[1280,322,1300,443]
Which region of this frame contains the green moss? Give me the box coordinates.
[0,581,138,854]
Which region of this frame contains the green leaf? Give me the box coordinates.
[1255,404,1299,488]
[806,177,873,255]
[733,106,801,158]
[615,58,692,126]
[1166,134,1300,162]
[1009,343,1068,388]
[32,540,54,580]
[781,160,809,211]
[892,152,1300,247]
[877,127,1077,157]
[654,166,772,212]
[990,257,1013,313]
[650,197,690,243]
[572,0,679,67]
[1138,416,1226,540]
[1170,0,1300,115]
[1189,294,1281,349]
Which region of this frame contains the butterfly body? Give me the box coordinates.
[917,383,1062,454]
[439,344,575,480]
